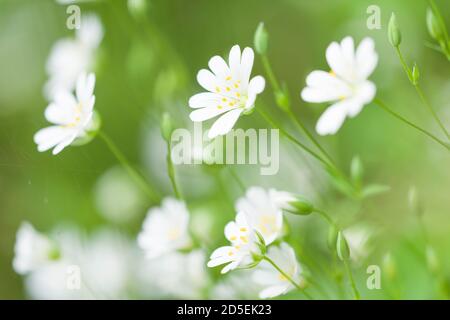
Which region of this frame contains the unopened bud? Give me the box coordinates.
[254,22,268,55]
[388,13,402,47]
[336,231,350,261]
[161,112,174,142]
[426,8,444,41]
[412,63,420,85]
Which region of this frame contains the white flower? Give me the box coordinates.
[34,72,96,155]
[207,212,258,274]
[189,45,265,139]
[301,36,378,135]
[45,14,103,99]
[137,197,191,259]
[236,187,284,245]
[13,222,57,275]
[253,242,302,299]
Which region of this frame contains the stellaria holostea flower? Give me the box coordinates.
[189,45,265,139]
[301,36,378,135]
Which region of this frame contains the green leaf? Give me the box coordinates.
[361,184,391,198]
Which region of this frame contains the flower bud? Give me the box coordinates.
[327,224,338,252]
[408,186,424,217]
[161,112,174,142]
[382,252,396,280]
[275,88,290,112]
[388,13,402,47]
[286,197,314,215]
[254,22,268,55]
[336,231,350,261]
[426,245,440,274]
[350,155,364,186]
[426,8,444,41]
[411,63,420,85]
[128,0,148,20]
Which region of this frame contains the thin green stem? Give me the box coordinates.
[395,47,450,140]
[166,140,182,199]
[257,108,330,168]
[261,54,282,92]
[314,209,335,227]
[374,98,450,151]
[228,167,246,192]
[414,85,450,140]
[343,258,361,300]
[99,131,159,202]
[262,256,313,300]
[286,109,335,166]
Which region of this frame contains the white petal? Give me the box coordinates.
[53,91,77,110]
[76,72,96,103]
[34,126,72,153]
[44,103,74,125]
[189,105,235,122]
[240,47,254,86]
[208,55,230,78]
[315,101,350,136]
[189,92,223,109]
[301,71,350,103]
[197,69,217,92]
[246,76,265,108]
[207,108,243,139]
[221,260,239,274]
[340,36,355,64]
[326,39,354,82]
[347,81,376,117]
[259,285,289,299]
[356,37,378,80]
[52,133,77,155]
[228,45,241,76]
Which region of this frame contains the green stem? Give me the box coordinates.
[166,140,182,199]
[395,47,450,140]
[374,98,450,151]
[343,257,361,300]
[228,167,246,192]
[314,208,335,227]
[257,108,330,168]
[414,85,450,140]
[262,256,313,300]
[99,131,159,202]
[261,54,282,92]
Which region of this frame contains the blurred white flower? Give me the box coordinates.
[189,45,265,139]
[236,187,283,245]
[343,224,374,263]
[207,212,259,274]
[253,242,301,299]
[137,197,191,259]
[211,273,261,299]
[34,72,96,155]
[13,222,58,275]
[137,250,209,299]
[94,166,146,224]
[45,14,103,99]
[301,36,378,135]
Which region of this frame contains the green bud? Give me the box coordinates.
[48,245,61,261]
[327,224,338,252]
[286,197,314,215]
[426,8,444,41]
[350,156,364,186]
[254,22,268,55]
[426,245,440,274]
[408,186,424,217]
[161,112,174,142]
[382,252,396,280]
[411,63,420,85]
[336,231,350,261]
[71,110,102,146]
[388,13,402,47]
[254,230,267,255]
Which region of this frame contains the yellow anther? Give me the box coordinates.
[226,87,231,92]
[217,105,223,109]
[222,98,227,102]
[236,92,241,98]
[229,102,234,106]
[230,235,237,241]
[329,70,336,77]
[234,83,239,88]
[228,251,234,256]
[225,76,232,81]
[216,86,221,92]
[240,236,248,243]
[239,227,247,232]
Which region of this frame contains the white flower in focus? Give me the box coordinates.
[137,197,191,259]
[253,242,302,299]
[207,212,259,274]
[34,72,97,155]
[45,14,103,99]
[301,36,378,135]
[236,187,283,245]
[189,45,265,139]
[13,222,58,275]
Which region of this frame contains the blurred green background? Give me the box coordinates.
[0,0,449,299]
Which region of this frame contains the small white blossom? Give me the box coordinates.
[137,197,191,259]
[45,14,103,99]
[301,36,378,135]
[34,72,96,155]
[236,187,284,245]
[253,242,302,299]
[13,222,57,275]
[189,45,265,139]
[344,224,374,263]
[207,212,259,274]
